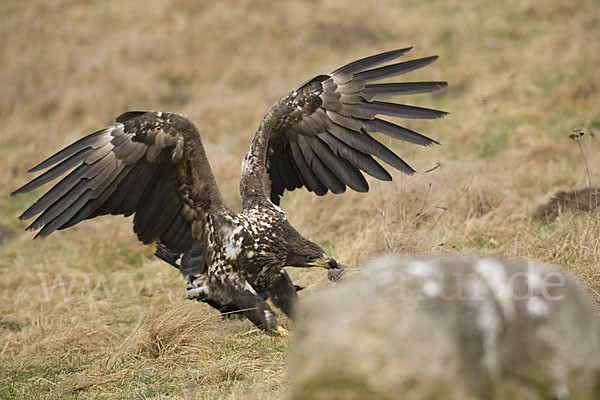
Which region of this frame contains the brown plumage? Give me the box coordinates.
[12,48,447,332]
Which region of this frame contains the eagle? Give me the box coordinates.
[12,48,446,334]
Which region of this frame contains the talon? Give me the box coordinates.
[274,326,289,336]
[184,286,208,300]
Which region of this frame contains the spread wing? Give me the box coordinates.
[242,48,447,205]
[11,111,225,254]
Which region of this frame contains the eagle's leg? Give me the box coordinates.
[187,274,284,332]
[221,281,282,332]
[267,269,298,319]
[203,299,246,320]
[184,274,245,319]
[186,275,282,323]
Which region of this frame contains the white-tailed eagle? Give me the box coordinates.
[12,48,447,333]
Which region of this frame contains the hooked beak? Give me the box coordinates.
[307,254,339,269]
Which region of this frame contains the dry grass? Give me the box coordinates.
[1,0,599,398]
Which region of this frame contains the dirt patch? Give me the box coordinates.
[534,187,600,221]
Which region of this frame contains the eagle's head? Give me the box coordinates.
[286,238,339,270]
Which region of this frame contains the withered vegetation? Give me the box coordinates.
[1,0,599,398]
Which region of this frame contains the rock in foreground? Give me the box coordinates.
[289,256,600,400]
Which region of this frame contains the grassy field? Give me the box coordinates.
[1,0,599,398]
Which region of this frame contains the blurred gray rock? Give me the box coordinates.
[289,256,600,400]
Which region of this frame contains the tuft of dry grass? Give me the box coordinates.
[1,0,600,398]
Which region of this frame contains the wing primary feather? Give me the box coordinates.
[267,154,285,197]
[84,143,114,164]
[305,136,368,192]
[26,128,111,173]
[12,148,92,195]
[354,56,439,83]
[169,220,190,250]
[272,153,291,192]
[281,147,304,190]
[40,157,125,234]
[345,102,448,120]
[19,150,120,220]
[297,136,345,194]
[34,191,94,238]
[25,155,118,230]
[60,165,133,229]
[339,157,369,191]
[17,163,92,220]
[326,123,415,175]
[59,167,127,230]
[361,118,439,146]
[289,141,327,195]
[326,110,364,132]
[114,162,157,216]
[25,179,90,232]
[331,48,412,78]
[159,213,186,249]
[362,82,448,99]
[150,197,181,238]
[137,191,180,244]
[133,172,167,240]
[167,215,194,253]
[317,132,391,181]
